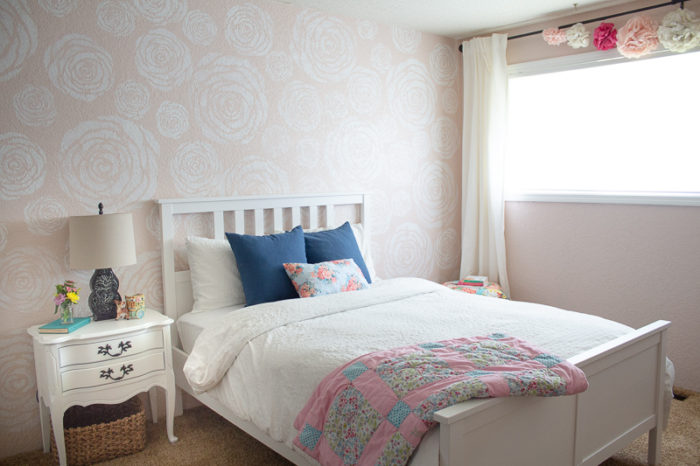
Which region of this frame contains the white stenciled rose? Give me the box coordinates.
[325,92,348,120]
[0,1,37,82]
[225,155,289,195]
[132,0,186,25]
[0,246,61,313]
[13,84,56,127]
[119,251,164,310]
[278,81,321,132]
[412,130,431,159]
[0,223,6,252]
[97,0,136,37]
[388,59,436,129]
[114,80,150,120]
[413,161,457,228]
[291,10,356,83]
[436,228,459,271]
[325,118,384,187]
[24,197,67,236]
[191,53,267,145]
[293,138,321,169]
[431,117,458,159]
[358,20,377,40]
[170,140,221,196]
[182,9,217,46]
[0,133,46,200]
[135,28,192,91]
[392,26,422,54]
[346,67,381,115]
[370,44,392,74]
[262,125,291,158]
[39,0,77,16]
[0,329,37,434]
[59,116,158,211]
[225,3,273,56]
[429,43,457,86]
[441,88,459,114]
[384,223,434,278]
[156,101,189,139]
[265,51,292,82]
[44,34,113,101]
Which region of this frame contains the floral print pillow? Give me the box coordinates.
[283,259,370,298]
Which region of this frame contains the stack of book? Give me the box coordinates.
[457,275,488,287]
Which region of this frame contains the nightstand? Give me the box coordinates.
[28,309,178,466]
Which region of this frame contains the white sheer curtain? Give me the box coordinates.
[460,33,510,296]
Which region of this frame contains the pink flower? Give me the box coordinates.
[617,14,659,58]
[594,22,617,50]
[54,294,65,306]
[542,28,567,45]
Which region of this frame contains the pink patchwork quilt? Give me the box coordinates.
[294,334,588,465]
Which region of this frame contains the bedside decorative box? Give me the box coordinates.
[50,396,145,465]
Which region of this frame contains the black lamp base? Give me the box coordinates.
[88,268,122,321]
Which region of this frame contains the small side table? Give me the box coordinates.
[28,309,178,466]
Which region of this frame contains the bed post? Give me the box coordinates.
[647,324,668,465]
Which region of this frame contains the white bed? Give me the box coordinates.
[158,193,671,466]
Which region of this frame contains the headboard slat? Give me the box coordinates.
[291,206,301,227]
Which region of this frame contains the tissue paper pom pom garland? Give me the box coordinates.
[658,8,700,53]
[617,14,659,58]
[566,23,590,48]
[593,22,617,50]
[542,27,568,45]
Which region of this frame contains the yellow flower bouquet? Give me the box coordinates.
[54,279,80,323]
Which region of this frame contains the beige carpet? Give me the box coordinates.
[3,389,698,465]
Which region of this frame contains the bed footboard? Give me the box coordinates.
[433,320,670,466]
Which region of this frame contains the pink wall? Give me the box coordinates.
[0,0,461,457]
[500,0,700,391]
[506,202,700,391]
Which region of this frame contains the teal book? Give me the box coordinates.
[38,317,91,334]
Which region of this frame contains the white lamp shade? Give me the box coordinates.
[69,213,137,270]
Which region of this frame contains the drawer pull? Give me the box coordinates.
[97,340,132,357]
[100,364,134,381]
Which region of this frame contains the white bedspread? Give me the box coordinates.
[183,277,653,452]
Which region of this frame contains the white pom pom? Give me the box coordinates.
[658,8,700,53]
[566,23,590,48]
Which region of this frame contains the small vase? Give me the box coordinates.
[61,303,74,324]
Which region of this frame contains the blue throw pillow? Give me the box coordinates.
[226,226,307,306]
[304,222,372,283]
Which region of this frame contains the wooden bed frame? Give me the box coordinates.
[157,193,670,466]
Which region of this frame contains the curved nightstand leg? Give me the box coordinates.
[50,405,67,466]
[38,397,51,452]
[166,376,178,443]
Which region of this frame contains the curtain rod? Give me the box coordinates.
[459,0,691,51]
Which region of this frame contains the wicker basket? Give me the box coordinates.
[50,396,146,465]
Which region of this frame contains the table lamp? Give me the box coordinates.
[69,203,137,320]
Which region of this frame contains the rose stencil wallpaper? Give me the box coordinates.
[0,0,462,456]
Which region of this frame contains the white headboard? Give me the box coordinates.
[157,193,368,346]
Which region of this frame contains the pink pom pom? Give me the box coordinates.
[542,28,567,46]
[617,14,659,58]
[593,22,617,50]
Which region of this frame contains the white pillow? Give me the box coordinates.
[348,223,378,282]
[186,236,245,311]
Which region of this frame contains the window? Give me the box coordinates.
[505,50,700,204]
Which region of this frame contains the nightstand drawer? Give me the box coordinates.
[58,329,163,367]
[61,351,165,392]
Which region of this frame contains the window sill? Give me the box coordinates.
[505,191,700,207]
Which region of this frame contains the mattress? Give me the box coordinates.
[176,305,244,354]
[180,278,674,465]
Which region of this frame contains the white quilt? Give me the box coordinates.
[183,277,656,452]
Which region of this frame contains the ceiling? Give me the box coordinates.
[274,0,633,39]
